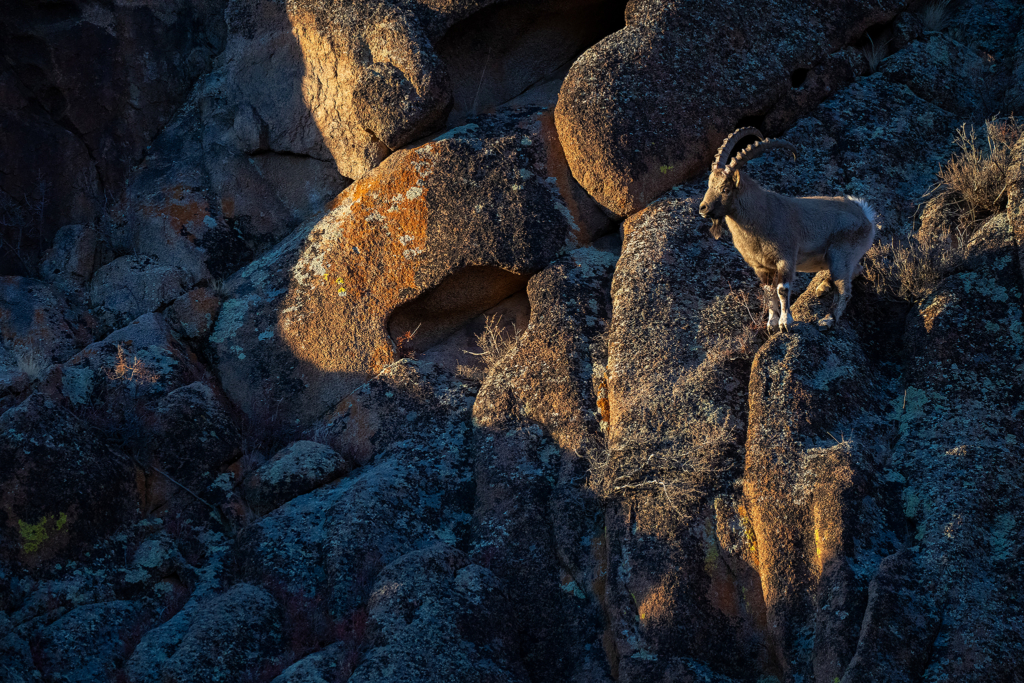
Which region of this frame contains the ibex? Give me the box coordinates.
[698,127,876,331]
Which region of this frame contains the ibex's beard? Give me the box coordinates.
[709,219,725,240]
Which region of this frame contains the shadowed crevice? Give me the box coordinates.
[387,265,529,355]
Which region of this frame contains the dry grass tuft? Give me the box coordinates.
[861,34,890,73]
[936,117,1021,221]
[920,0,950,32]
[13,344,51,382]
[464,314,520,370]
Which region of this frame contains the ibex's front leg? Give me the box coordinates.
[756,268,780,331]
[775,260,795,332]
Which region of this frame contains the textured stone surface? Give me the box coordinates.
[242,440,355,515]
[156,583,282,683]
[0,277,85,366]
[166,287,221,340]
[600,197,770,681]
[90,255,195,331]
[2,1,1024,681]
[0,393,137,570]
[212,106,609,424]
[237,361,477,616]
[349,544,528,683]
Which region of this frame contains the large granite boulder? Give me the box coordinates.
[470,246,619,682]
[599,197,771,682]
[348,544,528,683]
[212,106,609,424]
[118,0,620,284]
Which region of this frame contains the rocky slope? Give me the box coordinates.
[1,0,1023,681]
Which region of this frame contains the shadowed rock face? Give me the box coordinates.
[3,0,1024,681]
[0,0,229,270]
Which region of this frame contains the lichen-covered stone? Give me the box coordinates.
[349,544,527,683]
[878,35,986,119]
[90,255,195,331]
[167,287,221,340]
[33,600,142,682]
[157,583,282,683]
[213,107,608,424]
[600,197,770,681]
[39,224,99,303]
[0,0,228,246]
[242,440,355,515]
[470,246,618,682]
[0,393,137,570]
[0,277,85,366]
[238,361,477,617]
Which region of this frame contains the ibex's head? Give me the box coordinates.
[699,128,797,239]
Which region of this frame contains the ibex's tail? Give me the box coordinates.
[846,195,877,226]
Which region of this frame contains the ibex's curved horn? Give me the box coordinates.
[713,127,765,170]
[725,138,798,173]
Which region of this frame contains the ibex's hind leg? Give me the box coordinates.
[756,268,781,330]
[814,272,834,297]
[820,253,857,330]
[820,277,853,329]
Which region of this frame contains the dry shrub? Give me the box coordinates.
[865,117,1023,300]
[863,238,945,301]
[105,344,160,386]
[937,117,1021,222]
[600,415,735,522]
[464,314,520,370]
[699,288,766,361]
[395,323,421,359]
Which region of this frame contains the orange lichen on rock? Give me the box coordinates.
[279,147,433,379]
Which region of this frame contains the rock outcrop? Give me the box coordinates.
[2,0,1024,681]
[212,106,609,423]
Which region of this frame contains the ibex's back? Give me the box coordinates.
[698,128,875,331]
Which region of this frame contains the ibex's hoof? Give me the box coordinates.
[814,280,832,297]
[817,315,836,330]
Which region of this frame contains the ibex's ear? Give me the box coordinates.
[730,169,741,186]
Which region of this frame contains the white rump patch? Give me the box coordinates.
[847,196,877,226]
